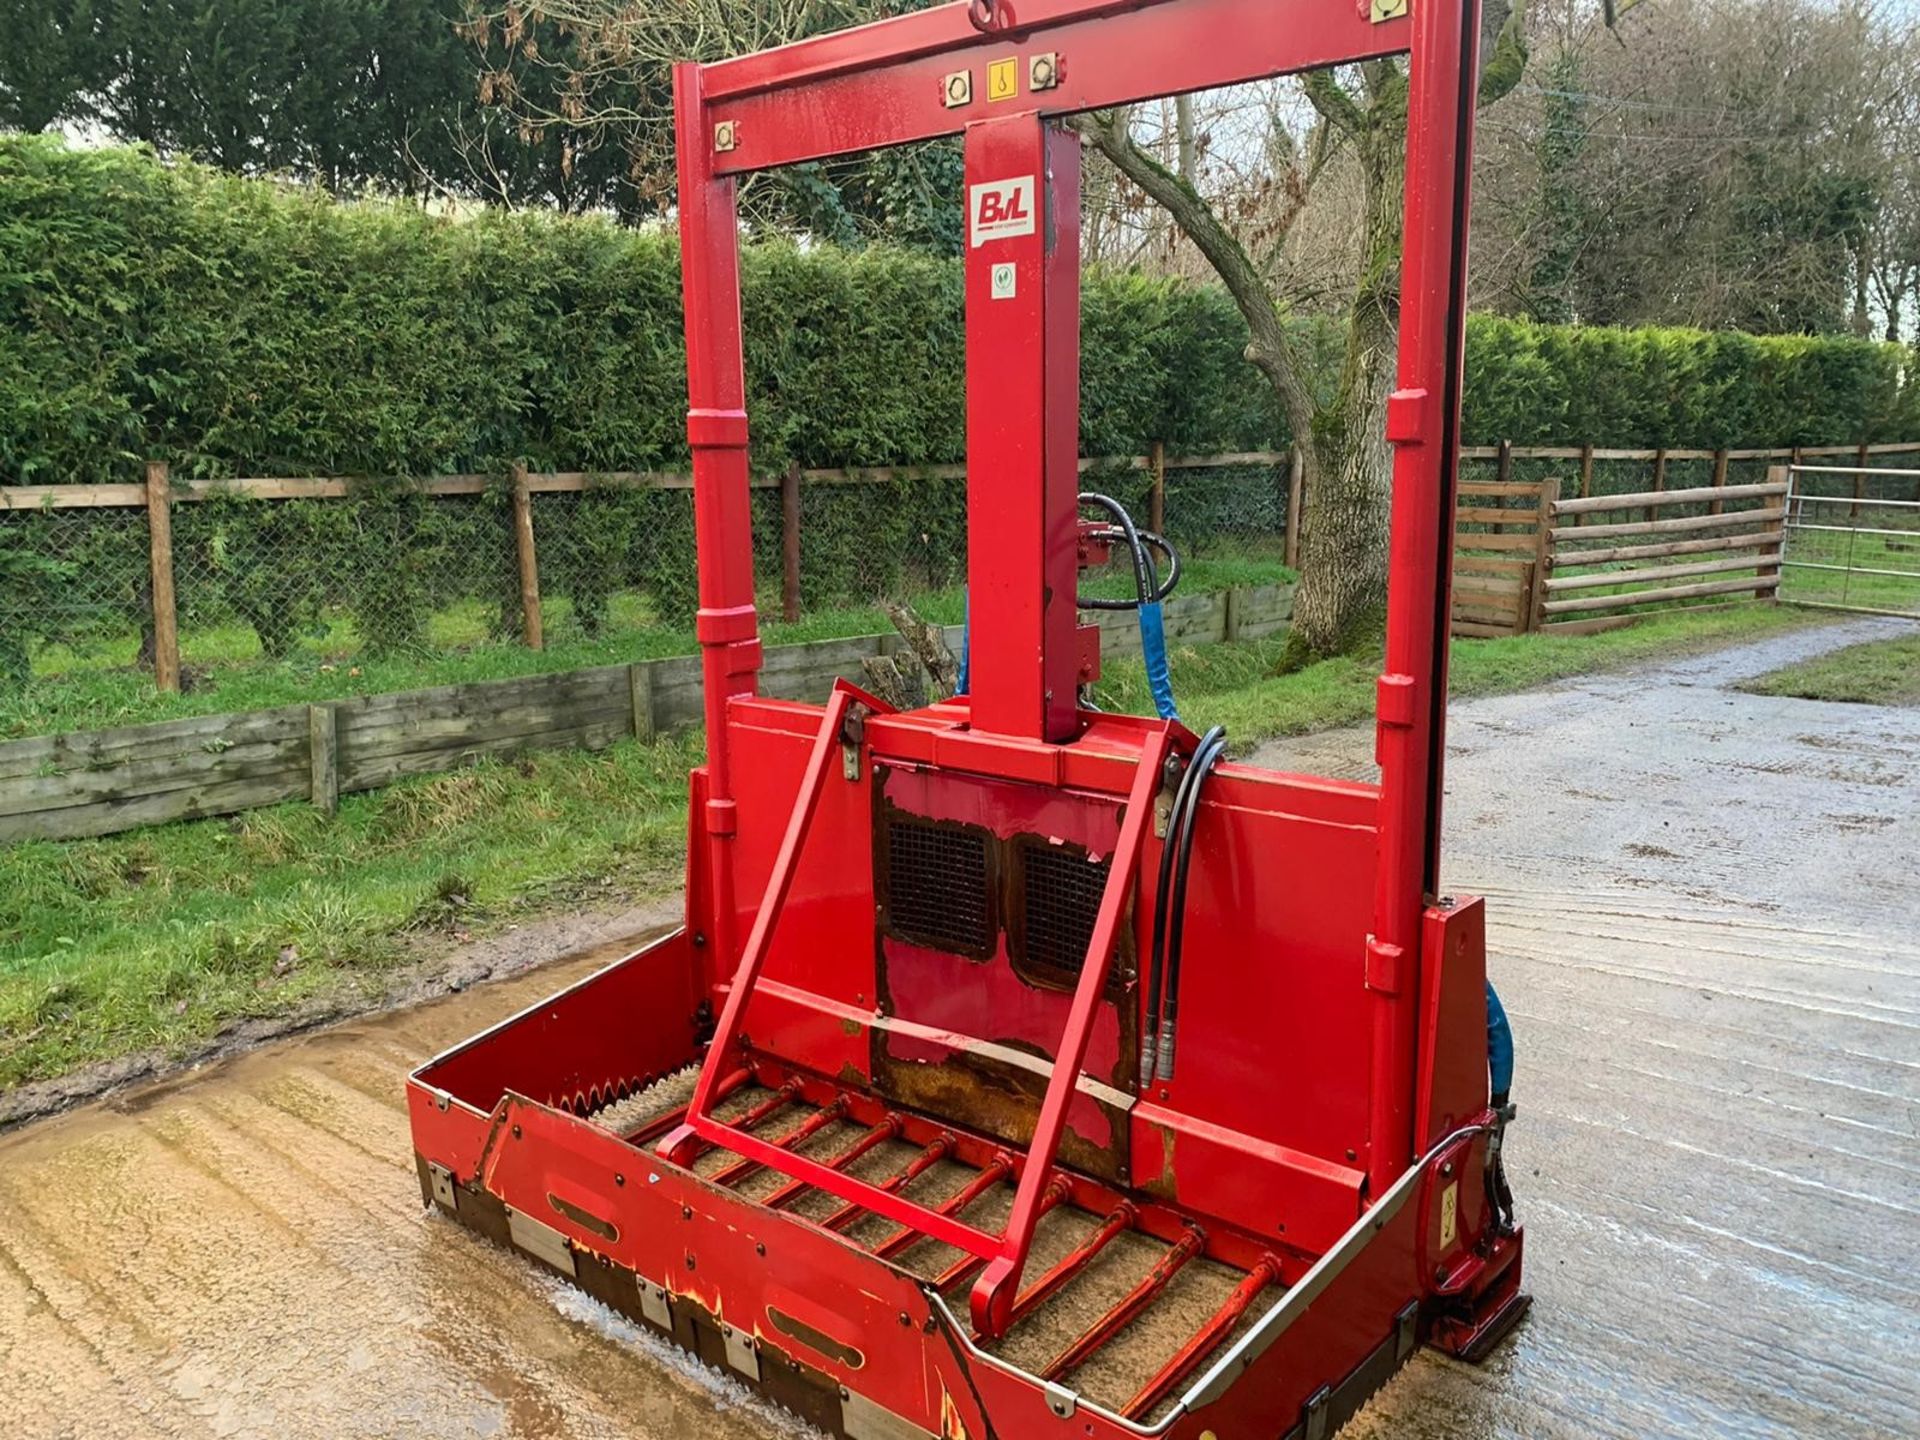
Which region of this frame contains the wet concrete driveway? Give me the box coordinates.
[3,619,1916,1439]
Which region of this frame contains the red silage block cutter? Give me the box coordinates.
[408,0,1528,1433]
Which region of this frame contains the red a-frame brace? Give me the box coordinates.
[409,1,1528,1434]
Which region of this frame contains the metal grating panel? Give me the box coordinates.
[885,819,992,955]
[1021,843,1110,976]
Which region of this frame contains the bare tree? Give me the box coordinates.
[1467,0,1911,336]
[1074,5,1528,656]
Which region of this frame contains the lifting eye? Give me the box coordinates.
[968,0,1007,35]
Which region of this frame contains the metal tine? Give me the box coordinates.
[710,1095,846,1188]
[732,1079,806,1133]
[934,1176,1071,1293]
[872,1155,1012,1262]
[1006,1202,1135,1327]
[820,1133,954,1232]
[762,1114,904,1210]
[1120,1256,1279,1420]
[1039,1226,1206,1382]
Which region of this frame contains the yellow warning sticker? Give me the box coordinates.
[987,57,1019,102]
[1439,1180,1459,1249]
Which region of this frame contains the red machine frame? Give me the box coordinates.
[409,0,1527,1435]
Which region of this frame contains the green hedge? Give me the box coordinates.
[1462,316,1919,448]
[4,135,1915,488]
[4,135,1919,671]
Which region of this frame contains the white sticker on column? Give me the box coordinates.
[969,175,1037,247]
[990,263,1017,300]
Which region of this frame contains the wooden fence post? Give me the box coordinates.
[629,662,656,741]
[1710,448,1729,516]
[1148,440,1167,536]
[1648,447,1666,524]
[510,463,543,650]
[309,704,339,814]
[1496,439,1513,485]
[1284,445,1304,569]
[144,460,181,694]
[1759,464,1787,601]
[1852,441,1869,521]
[1528,477,1560,634]
[782,461,802,623]
[1578,442,1594,500]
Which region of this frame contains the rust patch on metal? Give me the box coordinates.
[1142,1122,1179,1202]
[881,1046,1126,1183]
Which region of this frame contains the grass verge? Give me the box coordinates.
[1091,601,1824,748]
[0,734,701,1090]
[0,599,1817,1094]
[1736,628,1920,706]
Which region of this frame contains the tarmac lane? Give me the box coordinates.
[2,618,1915,1439]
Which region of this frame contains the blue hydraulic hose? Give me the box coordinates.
[1138,600,1179,721]
[1486,979,1514,1108]
[956,589,969,696]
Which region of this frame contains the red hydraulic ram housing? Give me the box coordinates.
[408,0,1528,1434]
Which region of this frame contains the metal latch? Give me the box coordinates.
[842,704,867,781]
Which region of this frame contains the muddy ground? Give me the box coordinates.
[1,618,1915,1439]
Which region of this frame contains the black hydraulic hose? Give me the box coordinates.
[1077,525,1181,609]
[1076,492,1181,610]
[1159,730,1228,1081]
[1143,726,1226,1083]
[1076,492,1156,611]
[1142,725,1221,1081]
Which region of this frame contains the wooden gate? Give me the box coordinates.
[1452,477,1557,636]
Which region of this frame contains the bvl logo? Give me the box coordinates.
[969,175,1036,247]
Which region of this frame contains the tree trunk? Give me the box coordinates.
[1289,69,1405,656]
[1293,350,1396,653]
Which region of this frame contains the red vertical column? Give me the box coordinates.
[674,61,762,987]
[963,116,1081,743]
[1367,0,1482,1195]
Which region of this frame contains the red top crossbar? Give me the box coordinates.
[697,0,1407,173]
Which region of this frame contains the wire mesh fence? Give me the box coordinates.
[168,489,523,665]
[6,444,1913,709]
[0,504,154,683]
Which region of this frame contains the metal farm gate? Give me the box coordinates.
[1781,463,1920,616]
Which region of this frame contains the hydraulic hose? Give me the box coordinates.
[1159,730,1227,1081]
[1484,978,1518,1232]
[956,495,1182,720]
[1075,492,1159,610]
[1077,493,1181,720]
[1485,979,1513,1109]
[1076,527,1181,609]
[956,589,970,696]
[1142,725,1226,1083]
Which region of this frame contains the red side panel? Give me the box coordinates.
[725,707,877,1086]
[1143,767,1380,1168]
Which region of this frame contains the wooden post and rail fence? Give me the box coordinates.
[3,439,1915,845]
[7,442,1912,689]
[2,446,1295,692]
